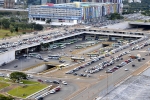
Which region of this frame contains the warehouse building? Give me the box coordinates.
[29,1,123,26]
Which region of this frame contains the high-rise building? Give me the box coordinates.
[134,0,141,3]
[41,0,47,4]
[0,0,4,6]
[41,0,57,5]
[29,1,123,26]
[4,0,15,8]
[128,0,141,3]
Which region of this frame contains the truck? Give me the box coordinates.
[129,55,138,59]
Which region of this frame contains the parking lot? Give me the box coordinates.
[0,19,150,100]
[41,36,150,80]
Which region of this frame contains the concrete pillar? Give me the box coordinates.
[107,35,109,41]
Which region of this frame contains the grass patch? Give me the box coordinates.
[7,83,47,98]
[0,77,11,82]
[0,29,33,39]
[0,82,9,90]
[0,77,39,84]
[21,80,39,84]
[0,29,20,38]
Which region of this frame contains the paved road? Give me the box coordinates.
[44,81,78,100]
[30,75,78,100]
[0,38,149,100]
[69,38,150,100]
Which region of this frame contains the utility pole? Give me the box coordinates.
[107,73,108,100]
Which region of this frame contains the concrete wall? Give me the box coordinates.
[31,20,46,24]
[50,22,76,26]
[0,50,15,65]
[27,64,47,73]
[30,20,77,26]
[101,21,131,29]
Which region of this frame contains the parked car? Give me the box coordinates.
[55,87,61,92]
[124,69,129,71]
[49,89,56,94]
[132,64,135,67]
[37,97,44,100]
[1,62,6,66]
[59,60,65,63]
[53,80,59,84]
[0,73,4,77]
[45,80,52,83]
[37,79,43,82]
[62,81,67,85]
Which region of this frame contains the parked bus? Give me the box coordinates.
[28,53,40,57]
[75,45,85,49]
[48,55,61,60]
[71,57,85,62]
[60,44,66,49]
[87,53,99,57]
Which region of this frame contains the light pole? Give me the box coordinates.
[1,20,2,30]
[106,73,108,100]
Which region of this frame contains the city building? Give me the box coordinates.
[128,0,141,3]
[4,0,15,8]
[41,0,47,4]
[41,0,71,4]
[0,0,4,6]
[134,0,141,3]
[29,1,123,26]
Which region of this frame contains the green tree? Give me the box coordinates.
[30,23,36,30]
[10,72,27,82]
[15,26,19,33]
[0,94,14,100]
[107,13,124,20]
[46,19,51,24]
[9,25,14,33]
[10,17,15,23]
[41,43,49,50]
[16,11,20,16]
[21,18,28,22]
[2,18,10,29]
[34,24,43,31]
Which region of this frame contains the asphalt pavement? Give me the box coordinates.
[69,38,150,100]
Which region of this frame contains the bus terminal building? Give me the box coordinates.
[28,1,123,26]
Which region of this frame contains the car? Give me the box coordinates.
[53,80,59,84]
[142,58,145,60]
[59,60,65,63]
[73,73,78,75]
[87,74,91,77]
[37,79,43,82]
[0,73,4,77]
[65,70,73,74]
[37,97,44,100]
[55,87,61,92]
[43,58,49,62]
[6,74,10,77]
[138,59,141,62]
[49,89,56,94]
[124,69,129,71]
[1,62,6,66]
[132,64,135,67]
[14,65,18,68]
[45,80,52,83]
[27,74,33,79]
[62,81,67,85]
[105,70,113,73]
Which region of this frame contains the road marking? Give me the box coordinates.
[138,51,148,52]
